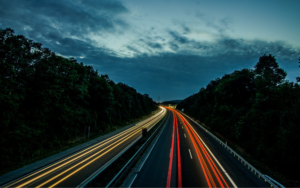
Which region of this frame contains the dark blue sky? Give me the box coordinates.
[1,0,299,101]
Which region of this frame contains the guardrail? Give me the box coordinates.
[264,175,285,188]
[106,110,169,187]
[178,110,284,188]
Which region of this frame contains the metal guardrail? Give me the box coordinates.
[178,111,284,188]
[264,175,285,188]
[106,110,169,187]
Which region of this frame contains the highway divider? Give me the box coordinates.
[105,110,170,187]
[79,108,169,187]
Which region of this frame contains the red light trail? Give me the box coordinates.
[164,106,229,188]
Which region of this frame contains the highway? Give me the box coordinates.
[2,107,166,188]
[130,107,271,187]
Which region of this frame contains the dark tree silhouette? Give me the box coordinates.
[0,28,158,175]
[177,55,300,186]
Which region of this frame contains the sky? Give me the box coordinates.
[0,0,299,101]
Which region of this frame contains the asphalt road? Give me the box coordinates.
[2,108,166,188]
[131,107,270,187]
[130,107,176,187]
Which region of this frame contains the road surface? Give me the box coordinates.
[130,107,270,187]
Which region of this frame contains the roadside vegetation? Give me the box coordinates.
[0,28,158,176]
[177,55,300,186]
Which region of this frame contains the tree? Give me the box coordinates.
[0,28,158,175]
[177,54,300,185]
[254,54,287,87]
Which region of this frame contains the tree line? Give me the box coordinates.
[0,28,157,174]
[177,54,300,185]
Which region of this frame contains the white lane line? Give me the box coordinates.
[184,133,186,138]
[182,126,183,129]
[186,118,238,188]
[188,149,193,159]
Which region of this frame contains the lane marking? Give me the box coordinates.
[182,126,183,129]
[183,115,237,188]
[182,116,211,187]
[189,149,193,159]
[182,117,224,187]
[184,134,186,138]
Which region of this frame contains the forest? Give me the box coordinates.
[0,28,157,175]
[177,54,300,185]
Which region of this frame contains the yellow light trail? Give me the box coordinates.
[37,127,140,188]
[10,108,166,188]
[47,110,166,187]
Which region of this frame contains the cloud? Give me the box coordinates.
[182,26,191,34]
[127,46,141,54]
[78,0,128,14]
[0,0,130,57]
[169,31,189,44]
[195,12,233,34]
[1,1,299,101]
[146,42,162,49]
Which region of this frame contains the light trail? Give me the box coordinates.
[179,113,228,188]
[17,116,161,188]
[166,110,175,188]
[189,122,227,187]
[179,113,212,188]
[180,116,221,187]
[5,107,166,188]
[178,113,216,187]
[175,114,182,188]
[181,114,237,188]
[176,111,230,188]
[46,111,166,187]
[37,126,143,188]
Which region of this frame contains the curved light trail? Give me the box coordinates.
[3,107,166,188]
[165,107,230,188]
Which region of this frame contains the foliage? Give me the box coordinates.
[0,28,157,174]
[177,54,300,184]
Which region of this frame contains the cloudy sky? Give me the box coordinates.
[1,0,299,101]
